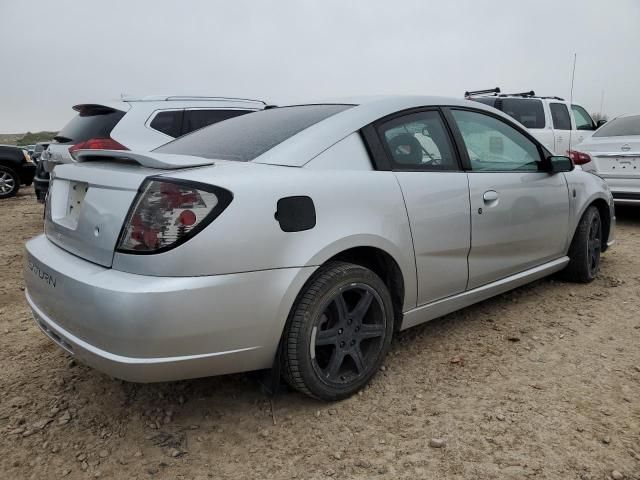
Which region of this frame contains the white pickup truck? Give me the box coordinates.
[465,88,605,155]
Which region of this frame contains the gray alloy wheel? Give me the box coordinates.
[282,261,394,401]
[0,166,19,198]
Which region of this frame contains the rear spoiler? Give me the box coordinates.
[74,150,215,169]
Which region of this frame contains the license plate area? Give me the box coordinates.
[50,179,88,229]
[597,156,640,173]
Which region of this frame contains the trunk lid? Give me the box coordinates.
[45,152,214,267]
[580,136,640,176]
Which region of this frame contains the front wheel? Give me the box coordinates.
[282,261,394,401]
[560,206,602,283]
[0,166,19,199]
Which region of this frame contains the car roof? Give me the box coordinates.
[255,95,513,167]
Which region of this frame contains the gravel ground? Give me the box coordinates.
[1,188,639,480]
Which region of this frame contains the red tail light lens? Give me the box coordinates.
[69,138,128,158]
[568,150,592,165]
[117,178,232,253]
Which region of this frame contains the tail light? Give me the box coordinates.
[117,178,232,254]
[568,150,592,165]
[69,138,128,159]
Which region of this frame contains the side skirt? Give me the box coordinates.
[400,256,569,330]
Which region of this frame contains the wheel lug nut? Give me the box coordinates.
[338,328,343,334]
[340,341,345,348]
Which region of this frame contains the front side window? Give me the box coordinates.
[499,98,545,129]
[150,110,184,138]
[550,103,572,130]
[572,105,595,131]
[451,109,541,172]
[377,110,457,170]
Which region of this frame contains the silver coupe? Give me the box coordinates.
[24,96,615,400]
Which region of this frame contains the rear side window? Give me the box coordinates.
[55,106,125,144]
[571,105,595,131]
[377,110,458,170]
[593,115,640,137]
[499,98,545,129]
[550,103,571,130]
[182,110,251,135]
[155,104,353,161]
[150,110,184,138]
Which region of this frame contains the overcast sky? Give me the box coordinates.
[1,0,639,132]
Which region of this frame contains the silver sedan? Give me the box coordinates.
[24,96,615,400]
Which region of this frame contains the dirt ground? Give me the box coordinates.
[1,187,639,480]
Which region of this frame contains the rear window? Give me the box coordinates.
[182,109,251,134]
[55,105,125,144]
[594,115,640,137]
[499,98,545,129]
[155,104,352,161]
[471,97,497,107]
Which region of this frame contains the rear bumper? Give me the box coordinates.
[20,163,36,185]
[33,162,50,202]
[24,234,315,382]
[600,176,640,205]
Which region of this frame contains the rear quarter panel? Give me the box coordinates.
[111,162,418,311]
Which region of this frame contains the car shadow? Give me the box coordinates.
[615,205,639,227]
[70,277,559,418]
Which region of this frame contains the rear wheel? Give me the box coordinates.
[560,206,602,283]
[282,261,394,401]
[0,166,19,198]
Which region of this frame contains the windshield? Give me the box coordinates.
[154,104,353,161]
[594,115,640,137]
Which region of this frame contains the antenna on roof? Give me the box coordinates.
[568,53,577,153]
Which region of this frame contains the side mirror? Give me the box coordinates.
[596,119,607,128]
[547,155,574,173]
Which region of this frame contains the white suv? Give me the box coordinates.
[465,88,604,155]
[34,96,266,202]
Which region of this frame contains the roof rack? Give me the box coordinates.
[499,90,536,98]
[464,87,500,97]
[121,95,267,105]
[465,88,565,101]
[164,96,267,105]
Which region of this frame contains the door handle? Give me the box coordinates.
[557,136,564,142]
[483,190,499,202]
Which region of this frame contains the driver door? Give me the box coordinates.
[447,108,570,289]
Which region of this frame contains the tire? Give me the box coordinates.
[0,166,19,199]
[560,206,602,283]
[282,261,394,401]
